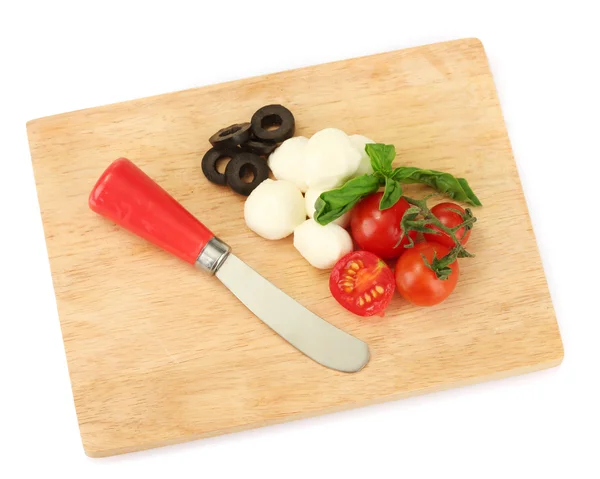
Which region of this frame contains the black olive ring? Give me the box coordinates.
[201,147,238,186]
[250,104,295,143]
[225,152,270,196]
[209,122,252,149]
[240,138,278,157]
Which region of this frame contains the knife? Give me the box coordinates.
[88,158,370,373]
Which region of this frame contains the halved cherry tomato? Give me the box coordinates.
[395,242,459,306]
[350,193,418,259]
[329,251,395,317]
[423,202,471,248]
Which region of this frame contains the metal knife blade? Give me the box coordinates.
[215,253,370,373]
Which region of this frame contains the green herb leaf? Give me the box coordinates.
[391,166,421,181]
[392,167,482,206]
[456,178,482,206]
[314,175,381,225]
[365,143,396,175]
[379,177,403,210]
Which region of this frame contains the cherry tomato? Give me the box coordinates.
[395,242,459,306]
[330,251,395,317]
[423,202,471,248]
[350,193,417,259]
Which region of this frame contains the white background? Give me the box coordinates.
[1,1,598,478]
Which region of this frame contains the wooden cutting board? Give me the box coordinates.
[27,38,563,458]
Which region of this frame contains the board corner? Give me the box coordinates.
[463,37,485,50]
[551,334,565,367]
[82,440,106,459]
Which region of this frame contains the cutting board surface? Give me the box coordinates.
[28,38,563,457]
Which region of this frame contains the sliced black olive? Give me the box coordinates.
[240,138,278,157]
[209,122,252,149]
[201,147,237,185]
[225,152,270,196]
[250,104,295,143]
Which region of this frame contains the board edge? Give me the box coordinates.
[25,37,485,131]
[83,350,563,458]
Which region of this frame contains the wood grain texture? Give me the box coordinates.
[27,38,563,458]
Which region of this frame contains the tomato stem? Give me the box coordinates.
[399,196,478,279]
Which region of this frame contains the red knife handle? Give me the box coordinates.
[89,158,230,271]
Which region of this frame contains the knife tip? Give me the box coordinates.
[338,342,371,374]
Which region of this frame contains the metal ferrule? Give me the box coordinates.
[195,237,231,274]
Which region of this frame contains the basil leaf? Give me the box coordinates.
[314,175,381,225]
[456,178,482,206]
[365,143,396,175]
[392,167,482,206]
[391,166,421,181]
[379,177,402,210]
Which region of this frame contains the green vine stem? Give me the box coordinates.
[397,195,478,280]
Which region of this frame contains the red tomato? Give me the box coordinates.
[350,193,417,259]
[423,202,471,248]
[395,242,459,306]
[330,251,395,317]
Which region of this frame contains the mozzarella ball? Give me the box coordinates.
[305,128,361,190]
[293,219,353,269]
[244,179,306,240]
[349,134,375,176]
[267,136,309,192]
